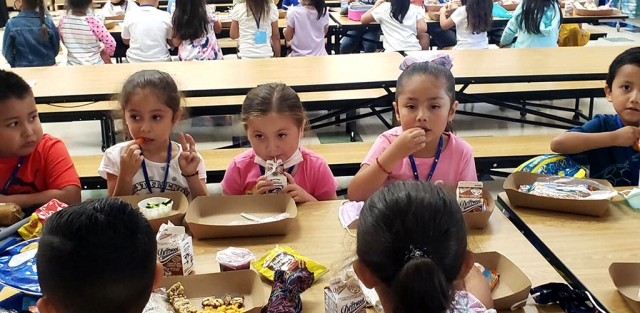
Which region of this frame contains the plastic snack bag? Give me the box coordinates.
[0,239,40,295]
[252,245,328,281]
[475,263,499,291]
[18,199,67,240]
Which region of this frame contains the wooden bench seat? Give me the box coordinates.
[74,134,556,189]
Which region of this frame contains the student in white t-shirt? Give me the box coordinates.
[122,0,172,62]
[100,0,138,19]
[230,0,281,58]
[439,0,492,50]
[361,0,427,52]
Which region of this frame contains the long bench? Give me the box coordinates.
[72,134,556,189]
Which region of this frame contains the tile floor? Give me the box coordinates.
[1,16,640,198]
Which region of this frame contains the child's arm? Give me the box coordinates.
[550,127,640,154]
[499,2,521,47]
[271,21,281,57]
[361,0,385,24]
[1,186,81,208]
[172,36,182,47]
[106,142,143,196]
[230,21,240,39]
[1,23,15,67]
[284,9,294,42]
[214,20,222,34]
[178,133,208,198]
[348,128,427,201]
[122,15,131,45]
[417,14,427,33]
[87,16,116,56]
[439,6,456,30]
[463,265,494,309]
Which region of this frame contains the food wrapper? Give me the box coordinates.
[0,204,23,226]
[143,288,174,313]
[261,261,315,313]
[0,239,40,295]
[18,199,67,240]
[519,177,617,200]
[399,54,453,71]
[156,222,194,276]
[252,245,327,282]
[475,263,499,291]
[265,159,287,194]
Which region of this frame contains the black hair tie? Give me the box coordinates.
[404,245,431,263]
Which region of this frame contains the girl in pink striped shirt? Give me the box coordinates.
[58,0,116,65]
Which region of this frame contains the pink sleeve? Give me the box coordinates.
[310,158,338,201]
[86,17,116,56]
[220,160,244,195]
[362,133,393,166]
[457,142,478,182]
[57,16,66,43]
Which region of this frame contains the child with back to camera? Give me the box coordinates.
[221,83,338,203]
[283,0,329,57]
[348,62,477,201]
[58,0,116,65]
[439,0,492,50]
[171,0,223,61]
[354,180,495,313]
[230,0,281,58]
[499,0,561,48]
[360,0,428,52]
[98,70,208,199]
[550,47,640,187]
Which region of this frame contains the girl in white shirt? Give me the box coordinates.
[361,0,427,52]
[439,0,492,50]
[230,0,281,58]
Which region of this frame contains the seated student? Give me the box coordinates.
[360,0,427,52]
[499,0,561,48]
[439,0,492,50]
[348,62,476,201]
[36,198,163,313]
[58,0,116,65]
[221,83,338,202]
[230,0,281,58]
[100,0,138,19]
[0,70,81,211]
[122,0,172,62]
[283,0,329,57]
[551,47,640,187]
[2,0,59,67]
[355,181,495,313]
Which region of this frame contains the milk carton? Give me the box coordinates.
[457,181,484,213]
[156,222,194,276]
[324,276,366,313]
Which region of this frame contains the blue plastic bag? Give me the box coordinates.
[0,239,40,296]
[492,3,513,18]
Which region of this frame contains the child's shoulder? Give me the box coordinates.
[231,148,257,166]
[300,147,328,164]
[574,114,619,132]
[448,133,473,152]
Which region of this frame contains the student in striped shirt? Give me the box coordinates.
[58,0,116,65]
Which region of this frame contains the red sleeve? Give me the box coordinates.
[43,138,81,190]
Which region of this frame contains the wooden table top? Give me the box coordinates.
[12,52,405,103]
[497,189,640,313]
[188,200,563,312]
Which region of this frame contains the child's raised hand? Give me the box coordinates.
[614,126,640,148]
[280,172,316,203]
[255,175,276,194]
[388,127,427,159]
[178,133,201,177]
[120,141,143,179]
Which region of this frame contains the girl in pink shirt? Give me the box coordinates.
[283,0,329,57]
[348,61,477,201]
[355,181,495,313]
[221,83,338,203]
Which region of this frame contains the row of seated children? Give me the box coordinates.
[0,47,637,211]
[347,0,561,52]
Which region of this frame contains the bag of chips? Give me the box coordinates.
[0,239,40,295]
[17,199,67,240]
[252,245,328,282]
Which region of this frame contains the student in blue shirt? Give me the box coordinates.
[2,0,59,67]
[551,47,640,186]
[499,0,561,48]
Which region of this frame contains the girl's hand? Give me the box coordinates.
[120,142,143,180]
[388,128,427,159]
[100,49,112,64]
[255,175,276,194]
[281,172,316,203]
[178,133,200,177]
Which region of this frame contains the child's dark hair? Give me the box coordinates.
[390,0,410,23]
[396,61,456,105]
[21,0,48,39]
[246,0,271,28]
[606,47,640,88]
[519,0,561,35]
[172,0,209,42]
[241,82,308,129]
[116,70,183,139]
[37,198,157,313]
[66,0,93,13]
[309,0,327,20]
[0,70,32,104]
[357,181,468,313]
[463,0,492,34]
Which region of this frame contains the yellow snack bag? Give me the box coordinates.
[17,199,68,240]
[252,245,328,281]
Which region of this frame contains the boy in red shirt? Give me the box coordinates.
[0,70,81,211]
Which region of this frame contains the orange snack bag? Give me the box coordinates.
[18,199,68,240]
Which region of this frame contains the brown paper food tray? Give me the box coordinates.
[503,172,613,217]
[186,194,297,239]
[464,188,495,229]
[116,192,189,232]
[159,270,266,313]
[609,263,640,313]
[475,251,532,310]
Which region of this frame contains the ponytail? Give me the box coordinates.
[313,0,326,20]
[392,257,453,313]
[38,0,47,40]
[390,0,410,23]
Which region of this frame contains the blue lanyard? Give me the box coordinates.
[259,165,294,175]
[616,116,639,182]
[141,142,172,194]
[255,16,261,29]
[124,1,128,12]
[408,135,443,182]
[2,157,25,195]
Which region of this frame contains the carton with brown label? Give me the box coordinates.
[457,181,484,213]
[324,276,366,313]
[156,222,194,276]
